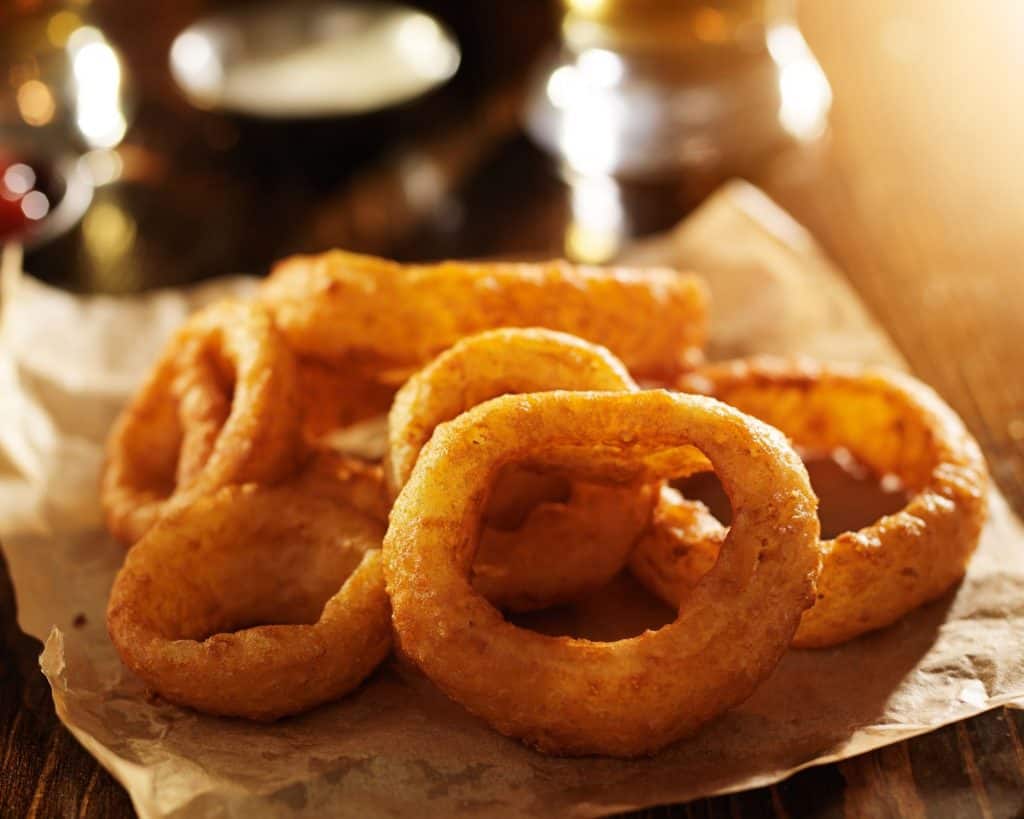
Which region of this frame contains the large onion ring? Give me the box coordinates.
[384,390,820,757]
[260,250,709,383]
[630,357,989,648]
[106,482,391,720]
[101,301,301,544]
[387,328,656,611]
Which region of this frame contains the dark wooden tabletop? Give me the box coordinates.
[3,0,1024,816]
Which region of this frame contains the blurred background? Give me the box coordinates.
[3,7,1024,816]
[0,0,1021,292]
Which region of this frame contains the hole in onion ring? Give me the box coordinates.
[610,446,913,644]
[671,449,908,538]
[804,448,908,538]
[172,536,370,641]
[203,343,238,397]
[670,472,730,526]
[502,455,711,642]
[108,484,392,721]
[508,573,675,640]
[483,466,572,531]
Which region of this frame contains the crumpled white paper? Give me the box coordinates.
[2,181,1022,819]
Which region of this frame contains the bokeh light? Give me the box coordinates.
[68,27,127,149]
[16,79,56,126]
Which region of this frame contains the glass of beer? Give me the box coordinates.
[561,0,775,54]
[524,0,830,260]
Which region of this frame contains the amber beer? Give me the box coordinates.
[562,0,773,52]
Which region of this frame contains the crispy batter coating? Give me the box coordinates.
[101,301,302,545]
[628,485,723,600]
[260,250,709,383]
[296,356,395,447]
[106,483,391,720]
[387,328,656,611]
[631,357,989,648]
[384,390,820,756]
[295,449,392,523]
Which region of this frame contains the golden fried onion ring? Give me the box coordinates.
[629,485,723,599]
[260,250,709,383]
[106,482,391,720]
[387,328,656,611]
[101,301,301,545]
[384,390,820,756]
[631,357,989,648]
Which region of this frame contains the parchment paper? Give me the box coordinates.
[2,181,1022,819]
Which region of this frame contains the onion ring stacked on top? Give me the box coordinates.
[630,357,989,647]
[383,390,821,756]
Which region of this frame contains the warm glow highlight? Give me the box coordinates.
[70,33,127,148]
[566,173,625,262]
[16,80,56,127]
[769,23,831,140]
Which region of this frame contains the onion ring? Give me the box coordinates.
[106,481,390,720]
[387,328,656,611]
[384,390,820,756]
[260,250,709,383]
[101,301,302,545]
[628,485,723,603]
[630,357,989,648]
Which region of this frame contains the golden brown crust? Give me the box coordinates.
[628,486,723,605]
[106,483,391,721]
[294,449,392,523]
[260,250,709,383]
[100,301,302,545]
[295,356,395,446]
[384,390,820,757]
[631,356,989,648]
[386,328,656,611]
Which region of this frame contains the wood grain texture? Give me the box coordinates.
[3,0,1024,816]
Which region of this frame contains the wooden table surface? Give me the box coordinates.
[3,0,1024,816]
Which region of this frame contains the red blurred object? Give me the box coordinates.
[0,196,27,240]
[0,151,52,242]
[0,165,30,241]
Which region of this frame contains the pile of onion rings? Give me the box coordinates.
[102,249,989,759]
